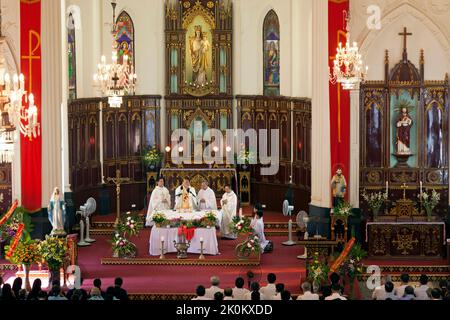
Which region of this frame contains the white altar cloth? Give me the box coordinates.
[149,227,219,256]
[148,209,221,222]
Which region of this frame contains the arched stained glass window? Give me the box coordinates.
[68,13,77,99]
[263,10,280,96]
[116,11,135,69]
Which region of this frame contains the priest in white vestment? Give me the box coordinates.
[220,186,238,239]
[197,181,217,211]
[145,178,171,227]
[174,178,198,211]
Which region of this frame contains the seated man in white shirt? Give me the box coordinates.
[244,282,267,300]
[372,275,392,300]
[414,274,431,300]
[383,282,398,300]
[394,274,410,298]
[232,277,250,300]
[205,276,224,299]
[260,273,277,298]
[192,285,211,300]
[297,282,319,300]
[272,283,289,300]
[223,288,234,300]
[325,284,347,300]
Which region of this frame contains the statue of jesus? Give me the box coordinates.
[396,107,413,155]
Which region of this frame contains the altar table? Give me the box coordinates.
[147,209,221,222]
[366,222,446,258]
[149,227,219,256]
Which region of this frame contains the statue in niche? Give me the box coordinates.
[189,26,210,86]
[396,106,413,155]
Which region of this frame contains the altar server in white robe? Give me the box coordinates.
[145,178,171,227]
[197,181,217,211]
[220,186,238,239]
[253,205,270,252]
[174,178,198,211]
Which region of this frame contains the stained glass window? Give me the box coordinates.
[263,10,280,96]
[115,11,135,69]
[68,13,77,99]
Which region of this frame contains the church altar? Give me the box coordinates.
[366,221,446,258]
[148,210,221,256]
[149,227,219,256]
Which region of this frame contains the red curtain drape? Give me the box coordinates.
[329,0,350,201]
[20,0,42,212]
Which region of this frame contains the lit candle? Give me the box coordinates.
[160,236,164,242]
[4,73,10,92]
[19,74,24,90]
[200,237,204,243]
[420,181,423,196]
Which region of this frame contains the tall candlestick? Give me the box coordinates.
[420,181,423,196]
[385,181,388,195]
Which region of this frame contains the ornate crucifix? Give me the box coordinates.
[107,169,130,224]
[398,27,412,60]
[400,183,408,200]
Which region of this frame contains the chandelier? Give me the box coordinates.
[93,0,137,108]
[329,11,368,90]
[0,4,40,163]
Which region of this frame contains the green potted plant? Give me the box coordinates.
[38,236,69,287]
[418,189,440,221]
[143,147,163,171]
[361,189,388,220]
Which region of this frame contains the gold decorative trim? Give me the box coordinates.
[182,0,216,29]
[101,257,260,267]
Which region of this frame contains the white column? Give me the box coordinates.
[61,0,71,193]
[349,89,360,208]
[310,0,331,209]
[41,0,63,206]
[99,101,105,183]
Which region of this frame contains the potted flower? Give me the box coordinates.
[229,216,253,236]
[362,189,388,220]
[111,233,137,259]
[235,235,261,260]
[333,201,353,218]
[152,212,168,228]
[143,147,163,171]
[418,189,440,221]
[38,236,69,287]
[5,239,41,291]
[333,243,367,299]
[202,211,217,228]
[237,149,257,170]
[307,251,330,293]
[117,213,144,237]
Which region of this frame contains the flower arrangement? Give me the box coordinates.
[202,211,217,227]
[38,236,69,271]
[307,251,330,289]
[143,147,163,168]
[336,243,367,279]
[229,216,252,235]
[237,149,257,165]
[418,189,440,216]
[5,240,41,266]
[152,212,168,227]
[111,233,137,258]
[236,235,261,258]
[117,213,144,237]
[333,201,353,218]
[361,189,387,215]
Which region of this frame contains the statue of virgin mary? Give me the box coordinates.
[48,187,67,236]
